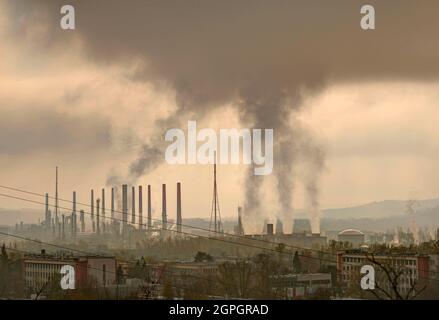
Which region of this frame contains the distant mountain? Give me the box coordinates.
[320,205,439,232]
[322,198,439,219]
[2,198,439,232]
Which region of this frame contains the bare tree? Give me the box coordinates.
[217,259,253,298]
[365,253,426,300]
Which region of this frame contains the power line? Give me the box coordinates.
[3,183,437,274]
[0,191,334,263]
[0,189,439,281]
[2,225,439,295]
[0,231,98,256]
[0,184,341,258]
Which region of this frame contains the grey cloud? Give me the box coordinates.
[0,107,111,155]
[7,0,439,222]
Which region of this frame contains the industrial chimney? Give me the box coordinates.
[91,189,95,233]
[80,209,85,233]
[275,218,284,235]
[177,182,182,236]
[139,186,143,230]
[148,185,152,229]
[45,193,50,229]
[96,198,100,235]
[266,223,274,235]
[72,191,77,239]
[162,184,167,230]
[131,186,136,224]
[122,184,128,235]
[236,206,244,236]
[61,214,65,239]
[102,188,106,234]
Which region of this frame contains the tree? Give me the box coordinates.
[116,265,125,285]
[292,251,302,274]
[252,253,285,299]
[182,278,210,300]
[194,251,213,262]
[162,280,174,299]
[0,244,8,297]
[365,252,426,300]
[217,259,253,298]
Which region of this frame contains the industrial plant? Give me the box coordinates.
[10,164,329,253]
[35,173,185,248]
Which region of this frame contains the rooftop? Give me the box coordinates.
[338,229,364,236]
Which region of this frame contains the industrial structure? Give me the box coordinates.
[337,229,365,248]
[25,167,328,250]
[23,251,117,292]
[337,250,430,296]
[209,151,222,235]
[246,219,327,248]
[34,168,186,248]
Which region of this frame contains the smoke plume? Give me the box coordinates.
[8,0,439,228]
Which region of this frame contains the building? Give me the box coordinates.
[22,252,117,293]
[165,261,221,288]
[271,273,332,298]
[247,222,327,249]
[337,250,429,296]
[76,256,117,287]
[279,233,327,248]
[428,254,439,281]
[23,254,75,292]
[338,229,365,247]
[246,233,327,248]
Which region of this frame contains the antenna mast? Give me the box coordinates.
[210,151,222,235]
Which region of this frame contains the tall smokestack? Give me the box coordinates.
[61,214,65,239]
[266,223,274,235]
[72,191,77,239]
[55,166,59,226]
[111,187,115,219]
[122,184,128,236]
[162,184,167,230]
[80,209,85,233]
[91,189,95,233]
[139,186,143,230]
[102,188,106,234]
[131,186,136,224]
[45,193,50,229]
[275,218,284,235]
[237,206,244,236]
[177,182,182,236]
[148,185,152,230]
[96,199,100,235]
[111,187,116,235]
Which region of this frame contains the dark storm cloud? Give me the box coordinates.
[8,0,439,85]
[7,0,439,220]
[0,107,111,155]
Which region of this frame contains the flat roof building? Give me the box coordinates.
[22,252,117,294]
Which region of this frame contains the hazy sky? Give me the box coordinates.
[1,1,439,231]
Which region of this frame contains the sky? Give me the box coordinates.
[1,1,439,232]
